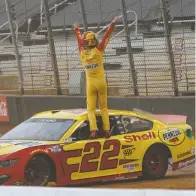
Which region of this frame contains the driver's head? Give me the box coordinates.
[123,118,130,126]
[81,31,98,48]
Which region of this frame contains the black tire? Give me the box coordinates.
[24,156,51,186]
[142,145,168,180]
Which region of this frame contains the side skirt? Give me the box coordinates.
[68,171,142,185]
[172,155,195,171]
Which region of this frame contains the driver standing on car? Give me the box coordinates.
[74,16,119,139]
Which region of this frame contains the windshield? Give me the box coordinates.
[0,118,75,141]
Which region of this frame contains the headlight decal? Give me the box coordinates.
[0,159,18,168]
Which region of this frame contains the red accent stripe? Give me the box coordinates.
[74,27,82,52]
[174,155,195,164]
[119,159,138,165]
[172,155,195,171]
[97,22,115,51]
[121,145,134,149]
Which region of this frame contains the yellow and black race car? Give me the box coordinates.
[0,108,194,186]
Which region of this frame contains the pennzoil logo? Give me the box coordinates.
[163,129,181,142]
[158,127,185,146]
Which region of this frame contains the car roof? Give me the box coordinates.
[32,109,122,120]
[32,108,157,121]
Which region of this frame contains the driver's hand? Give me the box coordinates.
[74,23,79,29]
[112,15,120,23]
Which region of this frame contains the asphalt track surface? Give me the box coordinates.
[88,164,195,190]
[0,124,195,190]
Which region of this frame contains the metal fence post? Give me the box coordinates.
[43,0,62,95]
[5,0,24,95]
[120,0,138,96]
[160,0,179,96]
[79,0,88,31]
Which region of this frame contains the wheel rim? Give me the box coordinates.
[145,153,164,175]
[24,159,49,186]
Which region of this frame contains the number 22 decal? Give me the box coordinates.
[80,139,120,172]
[63,139,121,182]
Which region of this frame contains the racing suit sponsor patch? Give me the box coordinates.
[84,63,98,70]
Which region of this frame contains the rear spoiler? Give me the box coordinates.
[133,108,187,124]
[149,114,187,124]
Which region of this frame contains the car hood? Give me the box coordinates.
[0,140,57,156]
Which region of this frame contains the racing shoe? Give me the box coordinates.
[104,131,111,138]
[89,130,98,139]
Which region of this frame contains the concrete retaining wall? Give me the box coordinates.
[3,95,195,129]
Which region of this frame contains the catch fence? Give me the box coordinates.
[0,0,195,96]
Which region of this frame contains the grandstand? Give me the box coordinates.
[0,0,195,96]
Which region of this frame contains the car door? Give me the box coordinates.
[61,116,123,183]
[108,115,143,176]
[116,115,155,174]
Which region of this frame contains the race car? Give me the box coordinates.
[0,108,195,186]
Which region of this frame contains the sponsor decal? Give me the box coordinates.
[177,150,191,159]
[178,157,195,169]
[30,149,49,155]
[123,148,136,156]
[163,128,181,141]
[85,63,98,70]
[36,119,56,123]
[0,96,9,122]
[124,132,156,142]
[49,145,61,153]
[64,138,76,143]
[14,180,23,186]
[123,163,139,171]
[158,127,185,146]
[41,175,49,186]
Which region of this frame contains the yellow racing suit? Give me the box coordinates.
[74,23,115,132]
